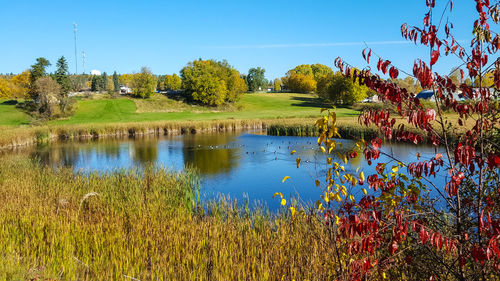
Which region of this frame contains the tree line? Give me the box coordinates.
[2,56,490,114]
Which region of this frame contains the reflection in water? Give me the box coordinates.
[131,139,159,164]
[32,143,81,167]
[4,132,447,210]
[182,134,239,176]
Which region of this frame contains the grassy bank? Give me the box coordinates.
[0,118,321,149]
[0,99,30,126]
[0,156,337,280]
[50,93,357,125]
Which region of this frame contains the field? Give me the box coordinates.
[49,93,357,125]
[0,100,30,126]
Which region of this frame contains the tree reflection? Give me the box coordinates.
[31,143,81,167]
[131,139,159,164]
[182,133,239,176]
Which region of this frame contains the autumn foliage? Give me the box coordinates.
[302,1,499,280]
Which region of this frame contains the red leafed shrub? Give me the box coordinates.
[309,1,500,280]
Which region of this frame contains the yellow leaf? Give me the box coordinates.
[323,193,329,203]
[316,200,323,211]
[341,186,347,197]
[342,154,348,164]
[320,146,326,153]
[290,206,296,219]
[329,192,335,201]
[340,165,345,171]
[359,171,365,181]
[273,192,283,199]
[282,176,291,183]
[296,158,301,168]
[351,177,358,187]
[327,158,332,165]
[290,150,296,155]
[392,166,399,173]
[335,193,342,202]
[350,194,355,202]
[362,188,367,196]
[281,198,287,206]
[335,215,340,224]
[333,162,339,169]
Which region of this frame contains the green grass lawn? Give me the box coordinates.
[0,100,30,126]
[50,93,358,125]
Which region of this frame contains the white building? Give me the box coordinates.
[90,69,101,76]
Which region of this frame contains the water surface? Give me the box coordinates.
[11,131,448,210]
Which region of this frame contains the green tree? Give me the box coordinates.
[29,57,51,100]
[246,67,267,92]
[317,71,369,105]
[113,71,120,93]
[54,56,72,112]
[131,67,157,98]
[91,76,98,92]
[101,72,108,91]
[180,59,247,106]
[311,63,333,81]
[55,56,71,94]
[164,74,182,91]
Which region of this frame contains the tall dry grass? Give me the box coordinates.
[0,156,339,280]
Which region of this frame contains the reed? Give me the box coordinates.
[0,156,339,280]
[0,118,318,150]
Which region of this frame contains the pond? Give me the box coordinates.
[7,131,449,210]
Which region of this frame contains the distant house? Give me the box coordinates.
[120,86,132,94]
[90,70,101,76]
[361,95,379,103]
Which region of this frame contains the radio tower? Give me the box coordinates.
[82,51,86,74]
[73,23,78,74]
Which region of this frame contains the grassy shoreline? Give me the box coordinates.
[0,156,338,280]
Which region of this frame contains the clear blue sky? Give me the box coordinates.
[0,0,481,79]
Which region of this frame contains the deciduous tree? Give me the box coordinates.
[246,67,267,92]
[131,67,157,98]
[164,74,182,91]
[180,59,247,106]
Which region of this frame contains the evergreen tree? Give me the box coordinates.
[29,57,51,100]
[113,71,120,93]
[101,72,108,91]
[55,56,71,94]
[91,76,98,92]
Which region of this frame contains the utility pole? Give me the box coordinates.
[82,51,86,74]
[73,22,78,74]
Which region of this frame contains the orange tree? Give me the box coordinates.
[287,1,500,280]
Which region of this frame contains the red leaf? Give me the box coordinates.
[450,0,453,12]
[389,67,399,79]
[381,60,391,74]
[431,50,439,66]
[367,49,372,64]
